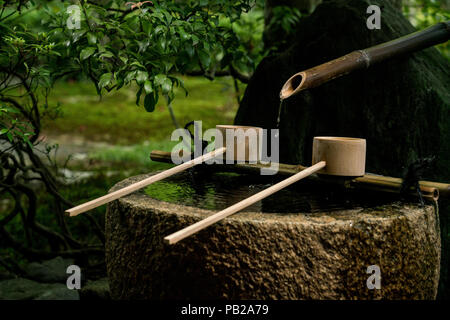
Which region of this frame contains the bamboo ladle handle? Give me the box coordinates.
[65,147,227,217]
[164,161,326,244]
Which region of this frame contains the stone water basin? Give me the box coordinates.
[105,170,440,300]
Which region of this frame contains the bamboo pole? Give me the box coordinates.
[280,21,450,99]
[164,161,326,244]
[149,150,446,199]
[66,147,226,217]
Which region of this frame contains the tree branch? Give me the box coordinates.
[185,67,251,84]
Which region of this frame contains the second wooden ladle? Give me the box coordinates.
[164,136,366,244]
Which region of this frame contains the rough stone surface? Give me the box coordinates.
[105,173,441,300]
[235,0,450,182]
[79,278,110,300]
[25,256,75,283]
[0,278,79,300]
[34,286,79,300]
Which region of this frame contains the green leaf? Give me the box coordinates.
[6,131,13,142]
[100,51,115,59]
[116,76,124,90]
[175,78,188,97]
[99,73,112,89]
[198,49,211,69]
[87,32,97,45]
[80,47,96,60]
[97,44,106,53]
[25,137,33,149]
[119,55,128,64]
[125,71,137,84]
[159,38,167,51]
[2,106,20,114]
[144,80,153,94]
[163,61,174,73]
[211,15,219,26]
[185,43,194,57]
[178,27,190,41]
[71,30,87,43]
[166,91,175,104]
[154,74,167,86]
[191,34,199,45]
[130,61,146,70]
[136,71,148,84]
[154,25,165,35]
[163,11,173,25]
[0,128,8,135]
[138,40,150,52]
[144,92,158,112]
[161,78,172,94]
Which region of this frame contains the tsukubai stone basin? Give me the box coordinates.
[105,171,441,300]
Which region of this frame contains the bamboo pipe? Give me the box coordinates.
[165,137,366,244]
[280,21,450,99]
[164,161,327,244]
[150,150,445,200]
[65,147,226,217]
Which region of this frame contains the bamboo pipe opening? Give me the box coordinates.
[280,72,305,100]
[422,187,439,201]
[430,188,439,201]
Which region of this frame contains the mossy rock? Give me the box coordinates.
[235,0,450,181]
[234,0,450,298]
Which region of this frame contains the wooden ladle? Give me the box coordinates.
[164,136,366,244]
[65,125,263,217]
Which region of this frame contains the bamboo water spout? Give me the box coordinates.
[280,21,450,99]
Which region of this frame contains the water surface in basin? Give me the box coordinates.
[144,170,409,214]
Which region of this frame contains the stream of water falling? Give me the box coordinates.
[276,99,284,130]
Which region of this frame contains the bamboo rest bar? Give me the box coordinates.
[150,150,444,201]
